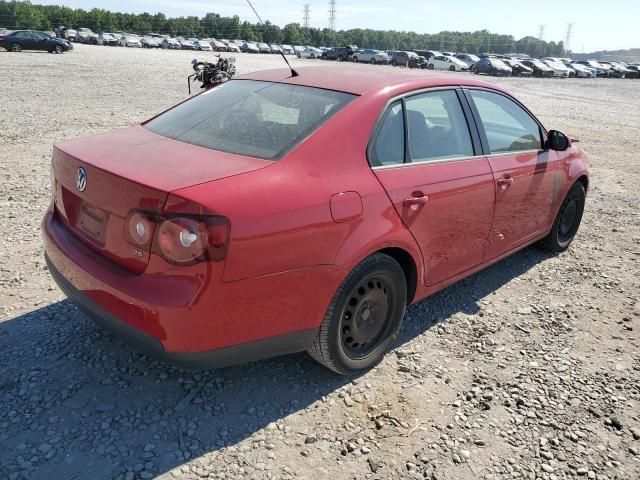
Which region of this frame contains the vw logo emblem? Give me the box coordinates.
[76,167,87,192]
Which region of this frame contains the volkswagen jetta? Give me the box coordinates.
[43,67,588,374]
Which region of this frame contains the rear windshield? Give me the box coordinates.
[145,80,355,160]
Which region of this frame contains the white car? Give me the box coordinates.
[542,59,570,77]
[297,47,322,59]
[427,55,468,72]
[280,44,294,54]
[225,42,241,52]
[141,36,160,48]
[455,53,480,68]
[160,37,181,49]
[118,35,141,47]
[293,45,305,55]
[193,40,212,51]
[352,49,389,64]
[570,63,597,78]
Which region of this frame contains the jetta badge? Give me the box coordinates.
[76,167,87,192]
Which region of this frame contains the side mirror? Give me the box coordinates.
[547,130,570,151]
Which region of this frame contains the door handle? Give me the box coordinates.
[497,177,514,189]
[403,192,429,207]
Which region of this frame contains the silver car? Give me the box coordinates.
[352,49,389,65]
[298,47,321,59]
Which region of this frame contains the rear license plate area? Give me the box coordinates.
[77,203,108,245]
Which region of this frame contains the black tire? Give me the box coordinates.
[427,63,435,70]
[11,43,22,52]
[310,54,315,59]
[352,56,358,63]
[370,58,376,65]
[449,65,456,71]
[337,55,343,62]
[391,59,397,67]
[308,253,407,374]
[54,44,64,54]
[538,182,586,253]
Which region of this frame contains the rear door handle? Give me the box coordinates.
[403,192,429,207]
[497,177,514,189]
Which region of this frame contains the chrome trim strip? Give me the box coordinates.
[371,149,545,170]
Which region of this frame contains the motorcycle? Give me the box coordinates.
[188,55,236,94]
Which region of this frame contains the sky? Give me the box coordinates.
[58,0,638,52]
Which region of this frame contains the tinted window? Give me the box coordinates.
[370,101,405,167]
[145,80,355,160]
[469,90,542,153]
[15,31,33,39]
[405,90,474,163]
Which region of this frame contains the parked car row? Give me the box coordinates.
[302,45,640,79]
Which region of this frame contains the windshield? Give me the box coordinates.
[145,80,356,160]
[491,59,507,67]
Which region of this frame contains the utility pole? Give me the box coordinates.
[328,0,336,31]
[565,22,574,51]
[537,24,546,40]
[303,4,310,29]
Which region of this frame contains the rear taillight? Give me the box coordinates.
[124,196,229,266]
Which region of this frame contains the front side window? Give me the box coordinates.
[145,80,355,160]
[469,90,542,153]
[369,101,405,167]
[405,90,474,163]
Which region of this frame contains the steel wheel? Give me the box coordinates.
[308,253,407,374]
[339,273,396,359]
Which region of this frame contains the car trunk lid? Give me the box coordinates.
[52,125,271,273]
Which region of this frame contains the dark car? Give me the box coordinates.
[503,59,533,77]
[521,60,555,78]
[321,45,356,61]
[471,57,512,76]
[0,30,72,53]
[414,50,442,61]
[389,51,426,68]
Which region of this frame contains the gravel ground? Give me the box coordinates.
[0,44,639,480]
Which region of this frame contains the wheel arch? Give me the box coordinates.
[378,247,418,304]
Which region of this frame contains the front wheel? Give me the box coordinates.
[538,182,586,253]
[308,253,407,374]
[449,65,456,71]
[391,59,397,67]
[55,44,64,54]
[370,58,376,65]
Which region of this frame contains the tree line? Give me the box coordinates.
[0,0,567,57]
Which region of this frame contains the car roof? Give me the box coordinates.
[238,66,506,96]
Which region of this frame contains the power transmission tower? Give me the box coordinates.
[564,22,574,50]
[303,4,310,29]
[537,24,546,40]
[328,0,336,31]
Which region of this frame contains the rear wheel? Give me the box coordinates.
[391,59,397,67]
[538,182,586,253]
[353,56,359,63]
[449,65,456,71]
[428,63,435,70]
[54,44,64,54]
[370,58,376,65]
[11,43,22,52]
[308,253,407,374]
[310,53,315,59]
[337,55,343,62]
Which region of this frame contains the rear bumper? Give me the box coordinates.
[43,209,341,368]
[46,253,316,369]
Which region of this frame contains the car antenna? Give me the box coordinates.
[244,0,299,77]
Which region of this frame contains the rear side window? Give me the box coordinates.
[145,80,355,160]
[369,101,405,167]
[405,90,474,163]
[469,90,542,153]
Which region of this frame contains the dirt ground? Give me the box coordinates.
[0,44,638,480]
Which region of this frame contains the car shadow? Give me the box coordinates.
[0,246,551,479]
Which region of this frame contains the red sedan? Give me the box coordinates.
[43,66,588,374]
